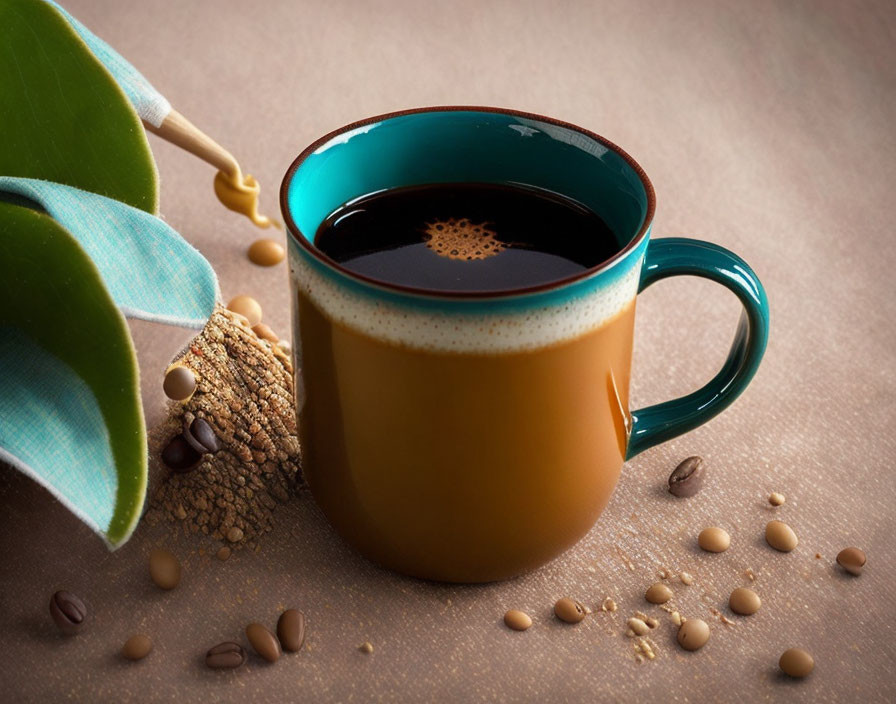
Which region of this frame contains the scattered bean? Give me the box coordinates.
[226,526,244,543]
[698,527,731,553]
[645,583,673,604]
[677,618,710,651]
[277,609,306,651]
[766,520,798,552]
[227,295,262,326]
[360,641,374,654]
[122,634,153,661]
[554,598,587,624]
[779,647,814,677]
[216,546,231,561]
[503,610,533,631]
[247,238,285,267]
[49,590,86,636]
[668,456,705,497]
[836,547,866,576]
[769,492,786,506]
[206,642,247,669]
[245,623,280,662]
[679,572,694,585]
[148,548,181,590]
[728,587,761,615]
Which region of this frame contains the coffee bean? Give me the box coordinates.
[645,583,673,604]
[729,587,761,615]
[227,295,262,327]
[836,547,866,575]
[226,526,244,543]
[206,642,247,669]
[698,526,731,552]
[183,417,220,454]
[677,618,710,651]
[768,492,786,506]
[247,238,285,267]
[122,634,153,661]
[779,647,814,677]
[277,609,306,652]
[245,622,280,662]
[49,590,86,635]
[148,548,181,590]
[161,435,202,473]
[766,520,798,552]
[163,365,196,401]
[553,598,587,624]
[668,456,705,497]
[503,610,532,631]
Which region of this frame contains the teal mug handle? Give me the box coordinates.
[626,237,770,459]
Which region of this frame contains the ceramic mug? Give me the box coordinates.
[281,107,769,583]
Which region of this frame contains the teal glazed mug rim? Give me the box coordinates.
[279,105,657,301]
[280,105,769,461]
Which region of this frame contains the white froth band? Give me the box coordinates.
[289,239,642,354]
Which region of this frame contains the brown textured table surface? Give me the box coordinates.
[2,0,895,701]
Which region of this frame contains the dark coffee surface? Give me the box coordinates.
[313,183,620,292]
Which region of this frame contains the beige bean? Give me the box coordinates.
[227,295,262,326]
[698,527,731,553]
[148,548,181,590]
[728,587,761,615]
[503,610,533,631]
[554,598,587,624]
[677,618,710,651]
[247,238,285,267]
[645,583,673,604]
[122,634,153,661]
[766,520,798,552]
[836,547,866,576]
[779,648,814,677]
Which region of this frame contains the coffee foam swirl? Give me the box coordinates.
[290,249,640,354]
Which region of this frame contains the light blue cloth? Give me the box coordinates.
[0,327,117,537]
[0,177,218,327]
[42,0,171,126]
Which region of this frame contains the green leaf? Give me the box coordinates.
[0,0,165,545]
[0,202,145,546]
[0,0,158,213]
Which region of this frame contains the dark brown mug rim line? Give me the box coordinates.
[279,105,657,300]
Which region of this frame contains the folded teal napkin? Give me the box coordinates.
[0,177,217,327]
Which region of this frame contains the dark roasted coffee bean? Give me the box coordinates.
[668,456,705,497]
[186,418,220,454]
[246,622,281,662]
[206,642,247,669]
[276,609,306,652]
[49,590,86,635]
[161,434,202,473]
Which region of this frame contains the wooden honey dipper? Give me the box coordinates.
[143,110,279,229]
